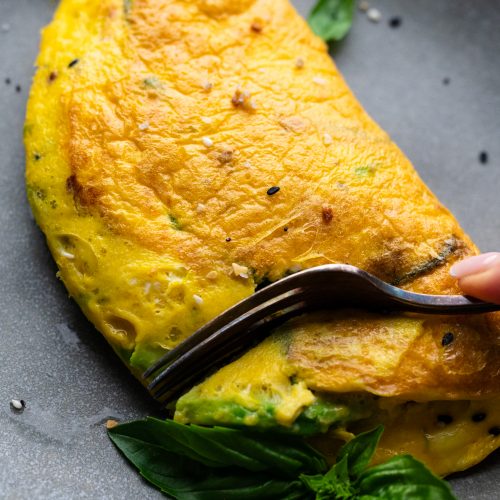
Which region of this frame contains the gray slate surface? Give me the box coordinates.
[0,0,499,498]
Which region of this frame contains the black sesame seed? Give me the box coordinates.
[68,58,80,68]
[488,426,500,436]
[472,412,487,423]
[225,237,232,242]
[442,77,451,85]
[441,332,454,347]
[437,414,453,425]
[267,186,280,196]
[388,16,402,28]
[284,226,288,232]
[15,84,21,93]
[479,151,489,164]
[34,153,41,161]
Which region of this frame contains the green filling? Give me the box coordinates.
[175,396,375,437]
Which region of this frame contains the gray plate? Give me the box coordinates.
[0,0,499,498]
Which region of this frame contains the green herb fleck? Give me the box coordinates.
[169,214,182,230]
[143,77,162,89]
[308,0,355,43]
[354,165,375,177]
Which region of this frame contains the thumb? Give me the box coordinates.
[450,253,500,304]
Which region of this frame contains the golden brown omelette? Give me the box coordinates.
[25,0,500,476]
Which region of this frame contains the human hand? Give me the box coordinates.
[450,253,500,304]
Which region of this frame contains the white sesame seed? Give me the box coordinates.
[202,81,213,92]
[358,1,370,12]
[242,160,252,168]
[206,271,218,280]
[10,399,24,411]
[129,278,138,286]
[367,7,381,22]
[313,76,327,86]
[193,294,203,305]
[144,282,151,295]
[295,57,305,69]
[196,203,206,213]
[59,250,75,260]
[201,116,212,124]
[232,263,249,279]
[138,121,149,130]
[323,133,333,145]
[202,136,213,147]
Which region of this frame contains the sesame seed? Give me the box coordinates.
[284,226,289,232]
[295,57,305,69]
[202,82,213,92]
[193,294,203,305]
[138,121,150,130]
[206,271,218,280]
[367,7,382,22]
[472,412,487,423]
[313,76,327,86]
[437,414,453,425]
[225,237,232,242]
[68,58,80,68]
[267,186,280,196]
[202,136,213,147]
[59,250,75,260]
[358,1,370,12]
[441,332,454,347]
[479,151,489,164]
[251,22,263,33]
[388,16,402,28]
[489,426,500,436]
[232,263,249,279]
[10,399,25,411]
[196,203,206,213]
[323,133,333,145]
[48,71,58,83]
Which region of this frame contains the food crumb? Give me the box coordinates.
[231,87,257,111]
[358,1,370,12]
[193,294,203,305]
[251,22,263,33]
[196,203,206,214]
[479,151,489,164]
[322,205,334,223]
[106,419,119,429]
[232,263,249,279]
[10,399,25,412]
[367,7,382,23]
[388,16,402,28]
[201,116,212,124]
[295,57,305,69]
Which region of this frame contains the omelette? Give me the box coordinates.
[25,0,500,477]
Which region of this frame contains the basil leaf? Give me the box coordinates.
[301,455,355,499]
[109,432,309,499]
[337,426,384,479]
[109,418,327,476]
[357,455,457,500]
[308,0,355,42]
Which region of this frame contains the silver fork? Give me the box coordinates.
[144,264,499,403]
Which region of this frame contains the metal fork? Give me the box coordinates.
[144,264,499,403]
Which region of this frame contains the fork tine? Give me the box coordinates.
[148,289,321,400]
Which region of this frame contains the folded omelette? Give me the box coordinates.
[25,0,500,476]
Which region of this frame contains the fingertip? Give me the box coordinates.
[457,265,500,304]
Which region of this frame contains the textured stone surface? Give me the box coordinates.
[0,0,498,498]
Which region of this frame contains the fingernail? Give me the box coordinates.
[450,252,500,278]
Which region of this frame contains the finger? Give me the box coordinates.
[457,265,500,304]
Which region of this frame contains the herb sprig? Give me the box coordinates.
[309,0,356,43]
[109,418,456,499]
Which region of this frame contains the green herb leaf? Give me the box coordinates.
[308,0,355,42]
[337,426,384,479]
[109,417,326,476]
[357,455,457,500]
